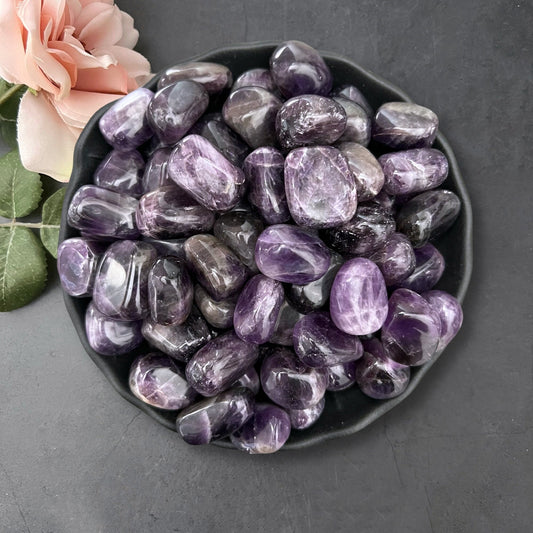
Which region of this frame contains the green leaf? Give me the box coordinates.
[0,120,17,149]
[0,150,42,218]
[40,187,66,258]
[0,80,25,121]
[0,226,47,311]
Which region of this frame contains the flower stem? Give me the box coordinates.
[0,220,59,229]
[0,84,25,107]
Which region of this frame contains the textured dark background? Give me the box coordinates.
[1,1,532,532]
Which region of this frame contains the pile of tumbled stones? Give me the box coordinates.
[59,41,464,454]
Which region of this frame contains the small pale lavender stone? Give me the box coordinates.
[157,62,233,94]
[213,212,264,273]
[421,290,463,354]
[276,95,346,150]
[93,150,144,198]
[321,203,395,256]
[232,68,276,93]
[284,146,357,228]
[148,257,193,326]
[337,142,384,202]
[234,275,284,344]
[57,238,105,297]
[145,238,186,261]
[396,189,461,248]
[289,397,325,430]
[184,234,249,300]
[85,302,142,356]
[270,300,305,346]
[293,311,363,368]
[168,134,246,212]
[232,366,261,395]
[333,96,371,146]
[189,113,249,167]
[373,102,439,149]
[67,185,139,239]
[176,387,255,445]
[380,148,449,196]
[288,251,343,314]
[330,258,388,336]
[222,87,283,148]
[270,40,332,98]
[326,360,358,391]
[230,403,291,454]
[142,147,174,193]
[136,186,215,239]
[356,338,411,399]
[93,241,157,321]
[331,84,373,116]
[395,243,445,293]
[255,224,331,284]
[99,88,154,150]
[186,331,259,397]
[129,353,197,410]
[147,80,209,146]
[261,348,328,409]
[381,288,442,366]
[194,285,237,330]
[142,312,212,362]
[368,232,416,286]
[244,147,291,224]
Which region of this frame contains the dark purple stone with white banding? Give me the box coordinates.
[326,360,358,391]
[194,285,237,330]
[395,243,445,293]
[368,232,416,286]
[142,147,174,193]
[269,300,305,346]
[157,61,233,94]
[93,150,145,198]
[333,96,371,146]
[331,84,372,116]
[232,68,277,93]
[289,397,325,430]
[232,366,261,395]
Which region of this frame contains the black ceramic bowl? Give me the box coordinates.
[60,42,473,450]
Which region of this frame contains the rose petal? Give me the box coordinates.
[115,11,138,48]
[77,4,124,49]
[100,45,151,80]
[74,64,128,94]
[54,89,120,128]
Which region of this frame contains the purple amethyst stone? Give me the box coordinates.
[395,243,445,293]
[194,285,237,330]
[368,232,416,286]
[232,68,277,93]
[333,96,371,146]
[289,397,325,430]
[232,366,261,395]
[326,360,358,391]
[331,84,373,116]
[269,300,305,347]
[157,62,232,94]
[142,147,174,193]
[145,238,186,261]
[93,150,145,198]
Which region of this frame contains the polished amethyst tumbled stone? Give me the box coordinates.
[230,403,291,454]
[141,147,174,193]
[57,238,105,297]
[381,288,442,366]
[255,224,331,284]
[261,347,328,410]
[243,147,291,224]
[333,96,371,146]
[356,338,411,399]
[270,40,332,98]
[168,134,246,212]
[368,232,416,286]
[93,150,145,198]
[293,311,363,368]
[275,95,346,150]
[284,146,357,228]
[85,302,143,356]
[269,300,305,346]
[330,258,388,336]
[395,243,445,293]
[67,185,139,239]
[99,88,154,151]
[145,238,186,261]
[234,274,284,344]
[232,68,277,93]
[222,86,283,148]
[331,84,373,116]
[186,331,259,397]
[93,240,157,321]
[326,360,358,391]
[176,387,255,445]
[289,397,325,430]
[232,366,261,395]
[158,61,233,93]
[129,353,197,410]
[194,285,237,330]
[136,186,215,239]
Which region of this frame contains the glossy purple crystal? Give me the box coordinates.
[67,185,139,239]
[176,387,255,445]
[222,87,282,148]
[232,68,276,93]
[330,258,388,336]
[289,397,325,430]
[331,84,372,116]
[276,95,346,150]
[141,147,174,193]
[243,147,291,224]
[270,300,305,346]
[57,238,104,297]
[333,96,371,146]
[136,186,215,239]
[356,338,411,399]
[145,238,186,261]
[270,40,332,98]
[85,302,143,356]
[293,311,363,368]
[368,232,416,286]
[232,366,261,395]
[284,146,357,228]
[93,150,144,198]
[129,353,197,410]
[98,88,154,151]
[92,240,157,321]
[395,243,445,293]
[168,134,246,212]
[255,224,331,284]
[230,403,291,454]
[184,234,249,300]
[234,275,284,344]
[157,61,233,94]
[381,288,442,366]
[194,285,237,330]
[326,360,358,391]
[186,331,259,397]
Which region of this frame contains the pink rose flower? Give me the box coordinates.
[0,0,152,181]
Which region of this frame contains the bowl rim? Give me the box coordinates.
[60,40,473,451]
